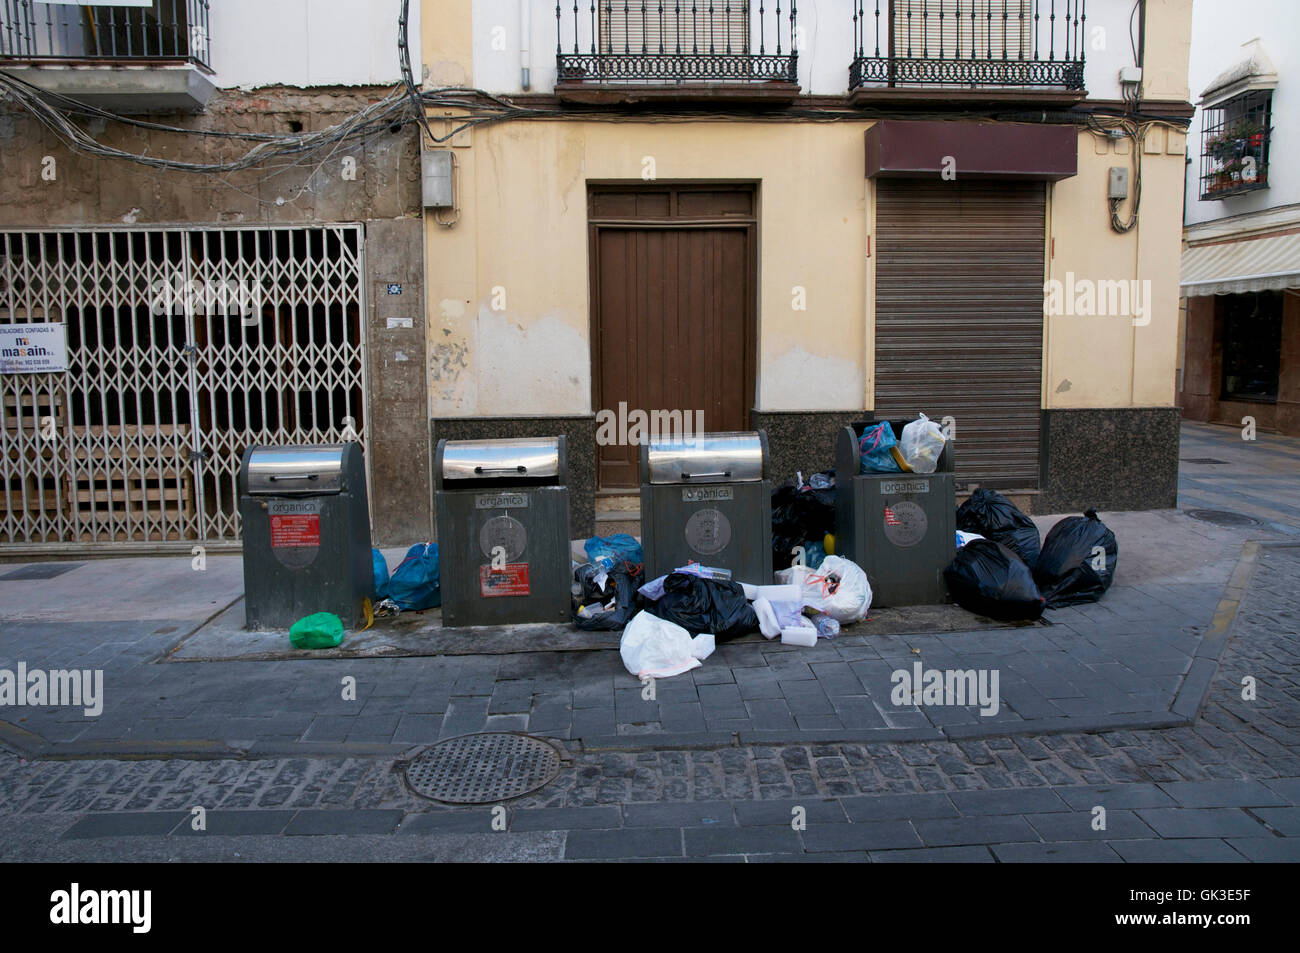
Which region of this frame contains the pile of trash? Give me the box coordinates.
[858,413,948,474]
[944,490,1117,620]
[571,533,644,632]
[570,530,875,682]
[371,542,442,618]
[771,471,836,570]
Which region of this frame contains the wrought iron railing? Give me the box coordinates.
[556,1,797,85]
[850,0,1084,90]
[1199,90,1271,200]
[0,0,211,70]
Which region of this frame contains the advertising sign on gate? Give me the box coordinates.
[0,324,68,374]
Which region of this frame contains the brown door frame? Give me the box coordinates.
[587,183,760,478]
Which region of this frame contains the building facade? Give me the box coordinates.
[0,0,431,551]
[421,0,1194,537]
[1180,0,1300,437]
[0,1,1197,555]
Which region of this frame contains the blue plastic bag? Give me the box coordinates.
[387,542,441,610]
[371,548,389,599]
[859,422,902,474]
[585,534,643,572]
[802,540,827,570]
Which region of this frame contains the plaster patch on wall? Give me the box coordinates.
[760,344,862,412]
[428,333,475,412]
[475,307,590,416]
[429,338,468,382]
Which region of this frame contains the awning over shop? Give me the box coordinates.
[1181,232,1300,296]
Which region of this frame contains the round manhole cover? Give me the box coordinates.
[404,733,562,804]
[1185,508,1260,528]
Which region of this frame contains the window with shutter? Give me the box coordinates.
[891,0,1033,61]
[597,1,750,57]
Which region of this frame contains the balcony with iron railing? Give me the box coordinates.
[850,0,1086,104]
[555,1,799,103]
[0,0,214,112]
[1,0,210,68]
[1199,90,1272,201]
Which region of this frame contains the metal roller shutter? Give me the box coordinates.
[874,178,1045,489]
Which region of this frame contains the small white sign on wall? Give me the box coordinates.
[0,324,68,374]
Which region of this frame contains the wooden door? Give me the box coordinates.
[590,187,755,489]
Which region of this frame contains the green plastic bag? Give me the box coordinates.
[289,612,345,649]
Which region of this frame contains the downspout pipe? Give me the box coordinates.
[520,0,532,91]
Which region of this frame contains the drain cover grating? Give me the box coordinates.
[404,733,562,804]
[1185,508,1259,528]
[1181,457,1229,465]
[0,562,83,581]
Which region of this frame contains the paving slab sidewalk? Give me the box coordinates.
[0,508,1273,754]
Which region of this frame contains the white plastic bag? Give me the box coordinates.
[620,610,707,680]
[899,413,947,474]
[775,555,872,623]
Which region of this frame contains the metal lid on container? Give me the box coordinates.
[440,436,564,481]
[643,430,767,484]
[244,445,349,495]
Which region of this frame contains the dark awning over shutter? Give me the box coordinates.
[866,120,1077,181]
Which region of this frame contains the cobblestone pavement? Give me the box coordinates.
[2,543,1296,861]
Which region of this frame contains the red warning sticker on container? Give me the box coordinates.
[480,563,530,598]
[270,511,321,548]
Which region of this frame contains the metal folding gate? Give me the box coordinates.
[0,225,368,548]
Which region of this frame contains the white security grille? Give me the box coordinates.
[0,226,367,547]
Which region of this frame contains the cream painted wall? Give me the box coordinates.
[425,119,871,418]
[426,120,1185,419]
[420,2,1190,421]
[1142,0,1194,103]
[1047,126,1187,408]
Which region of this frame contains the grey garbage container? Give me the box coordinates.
[835,420,956,606]
[239,444,372,630]
[639,430,772,585]
[434,436,571,627]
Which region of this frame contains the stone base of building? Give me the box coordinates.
[1036,407,1181,513]
[751,407,1182,515]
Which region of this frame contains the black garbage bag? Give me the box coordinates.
[944,539,1045,622]
[647,572,759,642]
[573,564,642,631]
[771,473,837,570]
[956,488,1041,568]
[1034,508,1118,608]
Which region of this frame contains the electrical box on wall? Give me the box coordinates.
[422,151,454,208]
[1108,166,1130,200]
